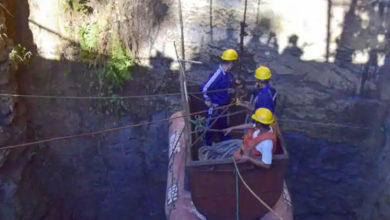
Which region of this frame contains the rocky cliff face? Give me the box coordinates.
[0,5,30,219]
[358,109,390,220]
[0,0,389,219]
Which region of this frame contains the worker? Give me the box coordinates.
[224,108,277,168]
[237,65,277,113]
[200,49,238,146]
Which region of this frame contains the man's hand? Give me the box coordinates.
[236,154,249,163]
[236,99,249,107]
[228,88,235,94]
[242,154,250,161]
[223,127,233,136]
[205,100,213,107]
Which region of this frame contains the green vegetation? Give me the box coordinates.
[63,2,134,113]
[106,33,133,86]
[0,24,32,69]
[63,0,91,14]
[78,21,100,58]
[9,44,32,67]
[78,21,133,87]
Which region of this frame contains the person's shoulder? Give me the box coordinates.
[211,67,223,77]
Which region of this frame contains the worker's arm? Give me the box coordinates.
[202,70,222,104]
[236,100,255,111]
[241,155,270,169]
[223,123,253,136]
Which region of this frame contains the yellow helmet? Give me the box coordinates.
[221,49,238,61]
[255,66,272,80]
[251,108,274,125]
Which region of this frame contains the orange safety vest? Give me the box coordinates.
[234,128,277,158]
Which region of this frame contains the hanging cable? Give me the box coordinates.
[0,104,232,151]
[0,88,229,100]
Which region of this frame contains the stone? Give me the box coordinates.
[0,66,10,85]
[0,150,9,168]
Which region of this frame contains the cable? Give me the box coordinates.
[0,88,229,100]
[0,104,232,151]
[278,118,371,130]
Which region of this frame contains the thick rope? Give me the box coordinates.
[198,139,242,161]
[232,158,283,220]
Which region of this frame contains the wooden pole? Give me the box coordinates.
[173,42,192,163]
[239,0,248,56]
[326,0,332,62]
[256,0,261,25]
[210,0,213,42]
[178,0,185,61]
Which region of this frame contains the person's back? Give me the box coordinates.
[253,84,277,113]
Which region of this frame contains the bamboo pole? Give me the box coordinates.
[173,42,192,163]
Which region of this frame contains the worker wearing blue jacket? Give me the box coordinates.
[201,49,238,146]
[237,66,277,113]
[252,66,277,113]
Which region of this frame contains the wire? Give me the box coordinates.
[278,118,371,130]
[0,88,229,100]
[0,104,232,151]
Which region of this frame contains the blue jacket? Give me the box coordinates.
[200,66,233,106]
[253,85,277,113]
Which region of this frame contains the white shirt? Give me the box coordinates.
[252,126,274,165]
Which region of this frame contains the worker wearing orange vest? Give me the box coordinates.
[224,108,277,168]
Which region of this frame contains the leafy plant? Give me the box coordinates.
[9,44,32,67]
[78,22,100,55]
[78,22,133,87]
[63,0,91,14]
[105,33,133,86]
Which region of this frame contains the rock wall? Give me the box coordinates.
[0,4,29,219]
[358,106,390,220]
[0,0,389,219]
